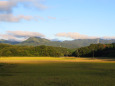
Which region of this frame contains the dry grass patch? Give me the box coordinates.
[0,57,115,64]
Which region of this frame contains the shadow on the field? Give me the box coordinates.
[95,58,115,61]
[82,57,115,61]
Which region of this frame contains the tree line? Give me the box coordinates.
[0,44,71,57]
[72,43,115,57]
[0,43,114,57]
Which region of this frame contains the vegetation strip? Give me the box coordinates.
[0,57,115,64]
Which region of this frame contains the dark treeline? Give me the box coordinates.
[0,44,72,57]
[0,43,115,57]
[72,43,115,57]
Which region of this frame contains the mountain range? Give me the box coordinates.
[0,37,115,48]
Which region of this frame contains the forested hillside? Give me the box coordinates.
[73,43,115,57]
[0,43,114,57]
[0,44,71,57]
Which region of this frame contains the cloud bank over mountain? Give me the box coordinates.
[0,31,45,41]
[56,32,98,39]
[0,31,115,42]
[56,32,115,40]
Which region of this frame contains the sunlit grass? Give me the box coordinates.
[0,57,115,64]
[0,57,115,86]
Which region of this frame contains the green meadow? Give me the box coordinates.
[0,57,115,86]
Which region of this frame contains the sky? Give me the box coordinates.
[0,0,115,41]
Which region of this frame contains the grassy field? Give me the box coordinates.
[0,57,115,86]
[0,57,115,63]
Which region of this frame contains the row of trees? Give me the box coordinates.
[0,43,114,57]
[72,43,115,57]
[0,44,71,57]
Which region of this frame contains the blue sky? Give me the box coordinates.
[0,0,115,41]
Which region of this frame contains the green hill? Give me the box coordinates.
[19,37,51,46]
[18,37,115,48]
[0,37,115,48]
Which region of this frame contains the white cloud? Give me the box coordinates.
[0,34,26,41]
[0,0,53,22]
[7,31,45,38]
[56,32,115,39]
[0,14,34,22]
[0,31,45,41]
[56,32,98,39]
[0,1,16,13]
[101,36,115,39]
[0,0,47,13]
[0,14,55,22]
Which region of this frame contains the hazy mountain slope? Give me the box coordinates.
[63,39,115,48]
[19,37,51,46]
[1,37,115,48]
[0,39,20,45]
[18,37,64,47]
[18,37,115,48]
